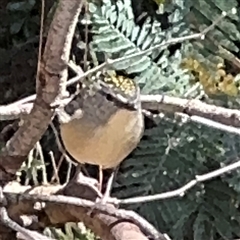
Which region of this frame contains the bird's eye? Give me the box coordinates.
[64,103,75,116]
[101,93,113,102]
[105,93,113,102]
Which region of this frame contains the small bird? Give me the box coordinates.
[58,70,144,201]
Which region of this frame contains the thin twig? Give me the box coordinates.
[24,149,34,186]
[0,103,33,121]
[50,123,65,156]
[49,122,76,182]
[179,113,240,136]
[36,0,45,83]
[110,158,240,205]
[66,8,235,85]
[66,161,72,183]
[183,83,201,98]
[36,142,48,185]
[83,0,89,72]
[49,151,60,184]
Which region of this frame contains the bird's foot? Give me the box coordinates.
[95,191,119,207]
[88,193,119,217]
[95,193,110,205]
[88,167,119,217]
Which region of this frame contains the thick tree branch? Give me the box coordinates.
[2,178,167,240]
[0,0,82,183]
[0,0,83,238]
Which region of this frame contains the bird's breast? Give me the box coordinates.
[60,108,143,169]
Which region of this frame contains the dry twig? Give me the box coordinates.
[110,158,240,205]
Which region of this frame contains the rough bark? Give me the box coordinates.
[0,0,82,238]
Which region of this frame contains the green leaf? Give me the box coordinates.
[10,19,25,34]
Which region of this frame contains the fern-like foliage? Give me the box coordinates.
[114,119,240,239]
[182,0,240,98]
[186,0,240,66]
[44,223,98,240]
[81,0,240,239]
[88,0,191,96]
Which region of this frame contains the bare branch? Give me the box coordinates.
[3,93,240,139]
[0,104,32,121]
[111,158,240,205]
[141,95,240,127]
[141,94,240,134]
[179,114,240,135]
[3,179,168,240]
